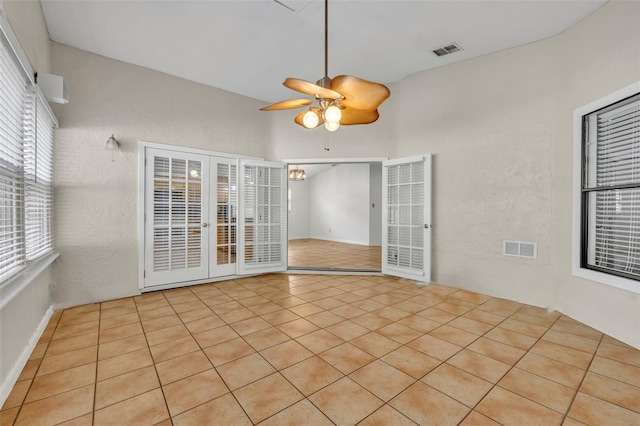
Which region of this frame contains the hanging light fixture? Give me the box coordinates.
[288,166,306,181]
[260,0,390,131]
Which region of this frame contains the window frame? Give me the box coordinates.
[0,10,57,286]
[572,81,640,294]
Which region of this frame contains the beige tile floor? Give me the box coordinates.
[2,274,640,425]
[289,239,381,270]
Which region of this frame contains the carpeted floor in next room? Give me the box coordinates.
[1,274,639,425]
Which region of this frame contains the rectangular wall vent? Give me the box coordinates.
[432,43,462,57]
[503,240,537,259]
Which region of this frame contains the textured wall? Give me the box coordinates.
[49,43,269,308]
[393,1,640,347]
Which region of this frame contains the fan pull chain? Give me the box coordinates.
[324,134,330,151]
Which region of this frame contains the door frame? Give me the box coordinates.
[137,141,261,290]
[283,157,388,272]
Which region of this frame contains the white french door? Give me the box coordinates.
[238,160,288,275]
[382,155,432,282]
[140,148,292,288]
[209,158,238,278]
[144,148,210,286]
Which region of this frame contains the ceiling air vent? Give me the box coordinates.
[503,240,537,259]
[432,43,462,57]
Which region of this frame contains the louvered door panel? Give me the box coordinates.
[144,148,210,287]
[209,157,238,277]
[382,155,431,282]
[238,160,287,275]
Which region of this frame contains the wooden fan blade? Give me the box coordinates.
[294,108,324,128]
[284,78,342,99]
[260,99,313,111]
[340,108,380,126]
[331,75,390,111]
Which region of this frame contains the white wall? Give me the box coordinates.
[1,268,52,403]
[369,163,382,246]
[288,179,310,239]
[309,164,371,245]
[392,1,640,347]
[49,43,269,308]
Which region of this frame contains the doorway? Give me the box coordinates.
[286,160,384,272]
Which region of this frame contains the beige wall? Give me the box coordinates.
[392,1,640,347]
[3,0,638,347]
[2,0,50,73]
[49,43,269,308]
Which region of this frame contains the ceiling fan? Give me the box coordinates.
[260,0,390,131]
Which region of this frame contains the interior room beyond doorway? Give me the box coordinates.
[287,161,383,271]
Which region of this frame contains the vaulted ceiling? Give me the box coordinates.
[41,0,606,103]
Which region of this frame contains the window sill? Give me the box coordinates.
[572,265,640,294]
[0,252,59,310]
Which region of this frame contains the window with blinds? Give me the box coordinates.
[0,33,55,283]
[25,92,55,260]
[582,93,640,281]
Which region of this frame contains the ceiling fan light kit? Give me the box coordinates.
[260,0,390,131]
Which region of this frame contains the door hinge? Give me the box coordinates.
[143,270,146,278]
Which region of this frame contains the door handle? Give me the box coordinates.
[424,224,430,229]
[201,223,209,228]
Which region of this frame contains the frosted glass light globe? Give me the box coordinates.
[325,121,340,132]
[302,110,319,128]
[323,105,342,123]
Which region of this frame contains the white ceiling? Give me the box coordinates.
[40,0,606,104]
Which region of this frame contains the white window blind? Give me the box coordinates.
[24,92,54,260]
[583,93,640,280]
[0,35,26,282]
[0,32,56,283]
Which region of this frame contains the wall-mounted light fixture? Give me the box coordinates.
[105,134,119,150]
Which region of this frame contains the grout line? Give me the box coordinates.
[91,303,104,424]
[561,331,606,424]
[136,291,175,423]
[7,276,638,425]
